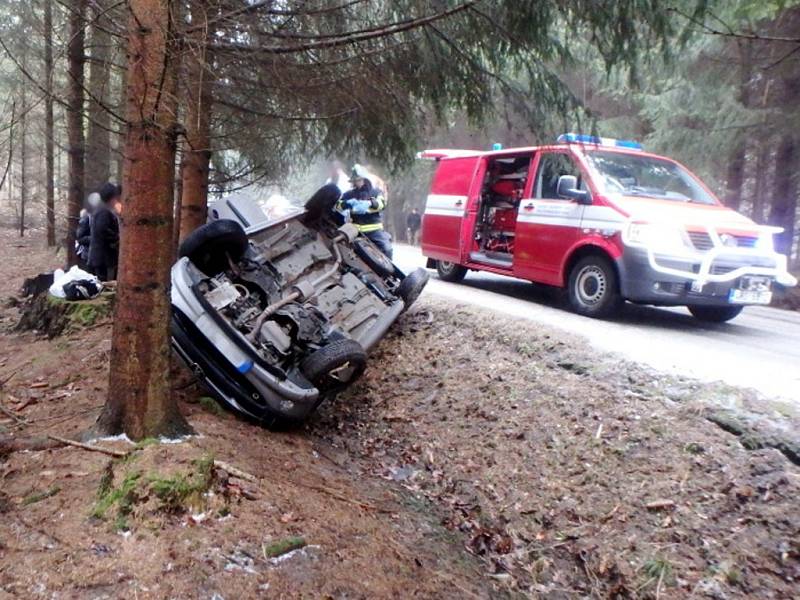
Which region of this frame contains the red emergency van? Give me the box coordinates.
[419,134,797,322]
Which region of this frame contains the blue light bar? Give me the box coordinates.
[557,133,642,150]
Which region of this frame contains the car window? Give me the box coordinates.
[534,153,587,200]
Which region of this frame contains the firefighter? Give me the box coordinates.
[339,164,393,258]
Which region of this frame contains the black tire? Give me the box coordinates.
[688,305,743,323]
[567,254,622,318]
[436,260,467,282]
[397,268,430,309]
[353,237,396,277]
[304,184,341,221]
[300,339,367,392]
[178,219,248,276]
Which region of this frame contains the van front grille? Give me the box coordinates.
[688,231,713,251]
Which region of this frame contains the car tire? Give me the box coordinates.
[304,184,341,221]
[353,237,395,277]
[178,219,249,276]
[688,305,743,323]
[436,260,467,282]
[567,255,622,318]
[397,268,430,310]
[301,339,367,392]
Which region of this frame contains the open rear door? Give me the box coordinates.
[419,150,483,264]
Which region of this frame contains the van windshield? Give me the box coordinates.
[584,150,717,205]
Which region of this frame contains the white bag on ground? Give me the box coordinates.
[49,266,103,299]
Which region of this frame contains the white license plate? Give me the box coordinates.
[728,288,772,304]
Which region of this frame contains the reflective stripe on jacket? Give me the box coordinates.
[338,179,386,231]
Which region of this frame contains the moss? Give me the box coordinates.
[198,396,224,416]
[22,485,61,506]
[92,471,142,519]
[262,536,307,559]
[134,437,160,451]
[684,442,705,455]
[92,455,217,529]
[146,455,215,513]
[96,463,115,499]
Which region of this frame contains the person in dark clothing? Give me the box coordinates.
[76,209,91,269]
[75,193,101,270]
[337,164,393,258]
[88,183,122,281]
[406,208,421,246]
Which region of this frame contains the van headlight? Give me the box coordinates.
[756,232,774,252]
[625,223,688,252]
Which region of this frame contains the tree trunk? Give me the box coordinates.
[174,159,183,253]
[179,0,213,241]
[114,36,128,183]
[768,134,798,258]
[724,146,746,212]
[85,0,112,193]
[66,0,87,265]
[94,0,192,440]
[724,40,752,212]
[19,52,28,238]
[0,102,12,200]
[751,143,770,223]
[44,0,56,247]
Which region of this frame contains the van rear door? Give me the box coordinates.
[420,154,482,263]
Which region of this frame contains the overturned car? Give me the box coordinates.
[171,185,428,426]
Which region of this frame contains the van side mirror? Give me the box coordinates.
[557,175,591,205]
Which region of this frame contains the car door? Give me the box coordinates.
[513,150,588,285]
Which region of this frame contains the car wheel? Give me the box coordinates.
[178,219,249,276]
[688,305,743,323]
[301,339,367,392]
[397,268,430,310]
[436,260,467,282]
[568,255,622,318]
[353,237,395,277]
[304,184,341,221]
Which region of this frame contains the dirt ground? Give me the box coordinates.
[1,228,799,599]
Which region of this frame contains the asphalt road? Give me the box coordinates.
[393,244,800,404]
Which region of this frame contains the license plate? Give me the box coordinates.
[739,276,772,291]
[728,288,772,304]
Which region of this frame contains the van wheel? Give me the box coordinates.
[568,255,622,318]
[301,339,367,392]
[688,305,743,323]
[436,260,467,282]
[179,219,248,276]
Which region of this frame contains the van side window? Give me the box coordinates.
[534,153,586,199]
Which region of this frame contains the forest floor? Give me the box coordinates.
[0,228,799,599]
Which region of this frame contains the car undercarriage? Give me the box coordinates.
[171,185,428,425]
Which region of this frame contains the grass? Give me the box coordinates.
[22,485,61,506]
[262,536,307,559]
[92,471,142,520]
[640,556,676,594]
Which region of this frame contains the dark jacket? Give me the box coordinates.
[406,212,421,231]
[76,214,91,259]
[88,205,119,269]
[339,179,386,232]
